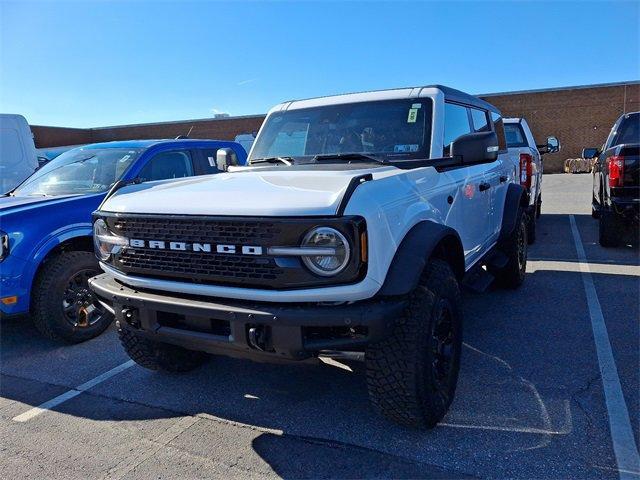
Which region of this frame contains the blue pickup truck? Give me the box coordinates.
[0,139,246,342]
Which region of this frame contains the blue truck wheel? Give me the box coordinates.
[31,251,113,343]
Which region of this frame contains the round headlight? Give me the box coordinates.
[93,219,127,261]
[301,227,350,277]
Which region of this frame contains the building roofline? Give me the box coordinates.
[30,80,639,131]
[89,113,266,131]
[478,80,640,98]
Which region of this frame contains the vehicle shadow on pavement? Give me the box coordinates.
[250,431,477,479]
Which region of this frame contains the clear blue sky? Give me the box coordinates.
[1,1,638,127]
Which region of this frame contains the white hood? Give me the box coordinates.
[101,167,399,216]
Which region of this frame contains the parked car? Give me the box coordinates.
[504,118,560,243]
[0,139,247,343]
[585,111,639,247]
[0,114,48,194]
[89,85,528,429]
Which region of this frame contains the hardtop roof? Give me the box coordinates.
[280,84,501,115]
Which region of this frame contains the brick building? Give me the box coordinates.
[31,81,639,173]
[479,81,639,172]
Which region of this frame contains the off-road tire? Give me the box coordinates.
[494,208,527,289]
[365,259,463,429]
[31,251,113,343]
[118,322,207,372]
[599,211,621,248]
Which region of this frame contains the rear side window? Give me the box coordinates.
[612,113,640,147]
[139,150,194,181]
[443,103,472,155]
[504,123,528,147]
[470,108,490,132]
[491,112,507,151]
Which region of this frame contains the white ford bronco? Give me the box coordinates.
[90,85,529,428]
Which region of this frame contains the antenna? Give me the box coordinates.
[175,126,195,140]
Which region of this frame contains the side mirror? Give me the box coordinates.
[216,148,239,171]
[582,147,599,159]
[546,136,560,154]
[451,131,499,164]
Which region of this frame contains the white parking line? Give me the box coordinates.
[12,360,135,423]
[569,215,640,479]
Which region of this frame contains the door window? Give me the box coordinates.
[138,150,194,181]
[443,103,472,155]
[199,149,221,174]
[470,108,490,132]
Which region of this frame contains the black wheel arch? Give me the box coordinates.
[32,236,94,289]
[378,221,465,297]
[499,184,529,243]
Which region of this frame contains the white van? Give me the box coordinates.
[0,114,40,194]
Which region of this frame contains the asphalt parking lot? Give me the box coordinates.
[1,173,638,479]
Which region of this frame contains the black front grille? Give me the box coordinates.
[101,214,367,289]
[113,217,283,245]
[118,249,284,284]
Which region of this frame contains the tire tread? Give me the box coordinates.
[31,251,110,343]
[118,323,207,372]
[366,260,462,428]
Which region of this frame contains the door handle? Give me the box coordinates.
[499,175,508,183]
[479,182,491,192]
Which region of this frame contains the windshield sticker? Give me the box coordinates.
[207,156,216,167]
[412,103,422,109]
[407,108,418,123]
[394,144,419,153]
[119,155,131,163]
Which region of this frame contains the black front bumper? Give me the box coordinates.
[89,273,404,360]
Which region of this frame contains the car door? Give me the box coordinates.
[137,150,196,182]
[443,102,492,266]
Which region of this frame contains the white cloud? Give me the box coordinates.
[210,107,230,116]
[237,78,258,86]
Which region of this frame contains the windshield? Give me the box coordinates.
[250,99,432,163]
[13,147,142,197]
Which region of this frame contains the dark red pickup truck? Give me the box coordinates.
[585,111,639,247]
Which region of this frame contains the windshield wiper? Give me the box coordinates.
[313,153,387,164]
[250,156,295,166]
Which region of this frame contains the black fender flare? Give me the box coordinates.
[378,221,464,297]
[499,183,529,242]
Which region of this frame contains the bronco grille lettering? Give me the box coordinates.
[128,239,262,255]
